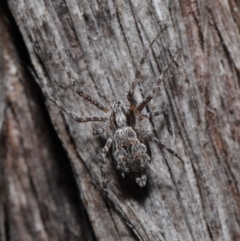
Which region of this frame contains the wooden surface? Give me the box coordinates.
[1,0,240,240]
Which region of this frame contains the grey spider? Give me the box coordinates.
[42,31,184,192]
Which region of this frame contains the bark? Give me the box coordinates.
[1,0,240,241]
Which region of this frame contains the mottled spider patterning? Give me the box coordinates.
[110,100,151,187]
[43,30,184,190]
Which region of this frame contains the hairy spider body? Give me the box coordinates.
[113,127,151,187]
[110,101,151,187]
[40,29,185,192]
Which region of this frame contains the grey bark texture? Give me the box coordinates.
[1,0,240,241]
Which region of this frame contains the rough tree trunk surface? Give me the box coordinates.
[1,0,240,241]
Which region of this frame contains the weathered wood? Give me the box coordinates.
[0,4,95,241]
[1,0,240,240]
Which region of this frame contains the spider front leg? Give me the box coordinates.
[147,134,185,165]
[139,111,164,121]
[43,90,108,122]
[98,137,113,194]
[136,50,180,113]
[127,27,168,109]
[57,53,109,113]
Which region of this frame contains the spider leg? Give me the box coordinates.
[93,123,110,135]
[58,53,109,113]
[43,90,108,122]
[147,134,184,164]
[98,137,113,194]
[127,27,168,109]
[139,111,163,121]
[136,50,180,113]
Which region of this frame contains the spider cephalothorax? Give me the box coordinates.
[42,30,184,192]
[110,100,128,129]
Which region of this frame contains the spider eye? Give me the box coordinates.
[116,102,121,108]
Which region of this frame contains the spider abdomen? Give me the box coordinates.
[113,127,151,187]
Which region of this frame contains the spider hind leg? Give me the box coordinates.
[98,137,113,194]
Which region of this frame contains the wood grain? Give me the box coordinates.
[1,0,240,240]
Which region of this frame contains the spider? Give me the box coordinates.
[42,31,184,192]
